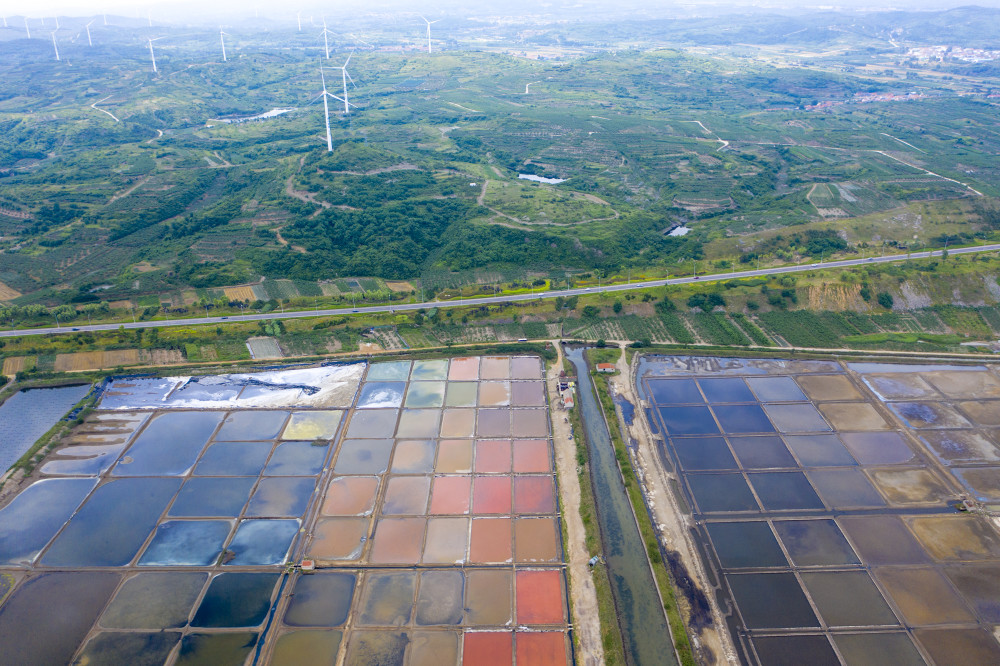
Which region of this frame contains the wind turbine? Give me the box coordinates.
[2,16,7,27]
[50,31,59,60]
[147,10,152,28]
[318,68,334,152]
[296,12,301,31]
[332,54,357,115]
[219,29,228,62]
[85,19,95,46]
[147,36,163,73]
[54,16,59,29]
[420,15,439,53]
[24,17,30,39]
[103,13,107,26]
[319,17,332,59]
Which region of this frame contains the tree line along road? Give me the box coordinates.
[3,244,999,339]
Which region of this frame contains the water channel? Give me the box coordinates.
[566,347,677,666]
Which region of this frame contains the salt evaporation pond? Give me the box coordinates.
[0,384,91,472]
[638,355,1000,664]
[0,356,571,664]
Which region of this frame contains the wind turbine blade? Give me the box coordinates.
[346,71,357,88]
[343,53,352,68]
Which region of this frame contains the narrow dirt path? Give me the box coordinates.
[548,341,605,666]
[272,226,307,254]
[108,175,150,204]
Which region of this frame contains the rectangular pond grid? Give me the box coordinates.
[637,356,1000,666]
[0,356,570,665]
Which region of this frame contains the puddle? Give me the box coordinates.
[408,632,459,666]
[512,356,543,380]
[345,410,398,438]
[367,361,412,381]
[889,401,971,429]
[0,572,119,664]
[445,382,477,407]
[818,403,889,431]
[746,376,807,402]
[265,440,329,476]
[224,519,299,565]
[728,436,796,469]
[113,411,222,476]
[358,571,415,626]
[919,430,1000,465]
[476,440,512,473]
[762,403,830,433]
[42,477,181,566]
[391,440,436,474]
[411,359,449,380]
[713,404,775,434]
[343,631,407,665]
[322,476,379,515]
[429,476,472,514]
[953,467,1000,501]
[41,442,129,476]
[369,518,425,563]
[914,628,1000,665]
[477,408,512,437]
[217,410,288,440]
[832,633,924,666]
[802,571,898,626]
[658,406,720,436]
[423,517,469,563]
[75,631,179,665]
[309,517,369,561]
[869,468,948,504]
[773,519,860,566]
[405,382,446,408]
[944,564,1000,622]
[512,383,546,408]
[334,439,394,474]
[726,572,819,629]
[191,572,279,627]
[100,572,206,629]
[514,476,556,514]
[687,473,759,513]
[795,374,864,402]
[706,521,787,568]
[448,357,479,381]
[479,381,511,407]
[415,570,464,624]
[782,434,857,466]
[647,378,702,404]
[0,478,98,565]
[515,517,560,562]
[698,377,756,403]
[465,570,512,624]
[875,567,977,625]
[138,520,232,566]
[840,432,915,465]
[396,409,441,438]
[470,518,512,563]
[514,440,551,473]
[516,570,564,625]
[176,632,258,665]
[440,409,476,438]
[270,631,342,665]
[382,476,430,515]
[282,410,343,439]
[907,515,1000,560]
[357,382,406,409]
[807,469,886,508]
[284,572,355,627]
[839,516,931,565]
[752,635,840,666]
[748,471,824,511]
[168,477,255,517]
[473,476,512,514]
[195,441,273,476]
[436,440,473,473]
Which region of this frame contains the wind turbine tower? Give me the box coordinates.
[319,18,332,59]
[54,16,59,29]
[147,10,152,28]
[319,69,334,152]
[85,19,95,47]
[220,29,228,61]
[147,37,162,73]
[24,17,30,39]
[297,12,301,31]
[51,31,59,60]
[420,16,440,53]
[334,54,356,115]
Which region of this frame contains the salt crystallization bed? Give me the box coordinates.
[0,357,570,665]
[637,356,1000,666]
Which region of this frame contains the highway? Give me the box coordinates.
[3,243,999,339]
